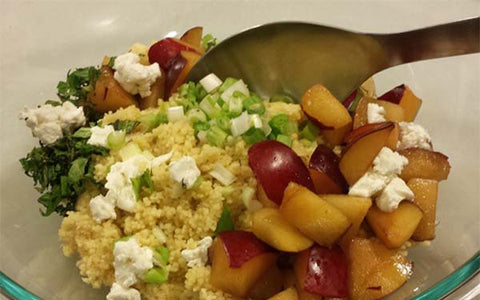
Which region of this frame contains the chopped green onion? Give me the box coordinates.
[242,127,266,145]
[167,106,185,122]
[106,131,126,150]
[276,134,293,147]
[72,127,92,138]
[199,94,221,118]
[227,97,243,117]
[209,163,236,186]
[243,96,265,115]
[249,114,263,129]
[118,142,142,161]
[187,108,207,123]
[154,246,170,266]
[138,113,168,132]
[270,93,295,104]
[201,34,217,52]
[115,236,131,243]
[347,90,363,114]
[199,73,223,93]
[214,207,235,236]
[112,120,140,133]
[193,121,211,136]
[300,121,320,141]
[206,126,228,147]
[143,267,168,284]
[221,80,250,102]
[269,114,297,135]
[215,115,231,132]
[230,111,250,137]
[217,77,237,94]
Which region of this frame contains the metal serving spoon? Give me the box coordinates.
[187,17,479,101]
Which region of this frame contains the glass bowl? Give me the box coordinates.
[1,1,479,299]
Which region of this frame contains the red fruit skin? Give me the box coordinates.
[164,54,187,97]
[309,145,348,193]
[378,84,406,104]
[304,245,348,298]
[219,231,273,268]
[148,38,193,70]
[343,121,394,149]
[342,89,358,110]
[248,140,315,205]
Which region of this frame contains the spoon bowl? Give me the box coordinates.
[187,18,479,101]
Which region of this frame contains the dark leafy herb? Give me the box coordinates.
[214,207,234,236]
[112,120,140,133]
[56,66,102,122]
[19,134,108,216]
[108,56,116,68]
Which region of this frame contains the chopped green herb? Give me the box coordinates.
[269,114,297,136]
[112,120,140,133]
[19,135,107,216]
[138,113,168,132]
[218,78,237,94]
[214,207,235,236]
[193,121,211,136]
[106,131,126,150]
[131,170,154,200]
[108,56,116,68]
[155,246,170,266]
[72,127,92,139]
[206,126,228,147]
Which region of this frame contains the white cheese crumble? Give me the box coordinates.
[376,177,414,212]
[372,147,409,176]
[181,236,213,267]
[106,283,141,300]
[113,52,161,98]
[19,101,86,144]
[367,103,386,124]
[113,238,153,288]
[349,146,413,212]
[169,156,201,189]
[397,122,432,150]
[89,194,116,223]
[87,125,115,147]
[199,73,223,93]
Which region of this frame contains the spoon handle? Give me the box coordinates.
[372,17,479,67]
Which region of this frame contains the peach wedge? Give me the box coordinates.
[407,178,439,241]
[398,148,451,181]
[252,208,313,252]
[280,183,350,247]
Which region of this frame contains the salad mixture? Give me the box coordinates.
[19,27,451,300]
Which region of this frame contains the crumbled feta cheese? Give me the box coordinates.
[397,122,432,150]
[169,156,201,189]
[209,163,236,186]
[199,73,223,93]
[373,147,409,176]
[113,238,153,288]
[376,177,414,212]
[167,106,185,122]
[87,125,115,147]
[19,102,86,144]
[367,103,386,124]
[348,171,390,198]
[89,194,116,223]
[113,53,161,98]
[106,155,151,212]
[181,236,213,267]
[106,283,141,300]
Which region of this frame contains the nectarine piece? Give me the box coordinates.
[379,84,422,122]
[268,288,299,300]
[353,96,405,129]
[348,238,412,300]
[321,194,372,247]
[180,26,204,53]
[398,148,451,181]
[249,263,284,300]
[210,233,278,297]
[280,183,350,247]
[366,202,423,248]
[294,249,323,300]
[89,66,138,113]
[340,122,395,185]
[257,186,279,208]
[407,178,439,241]
[301,84,352,129]
[252,208,313,252]
[309,144,348,194]
[322,122,352,146]
[139,73,165,109]
[165,50,201,98]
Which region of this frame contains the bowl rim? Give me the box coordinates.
[0,251,478,300]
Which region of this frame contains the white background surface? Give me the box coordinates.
[1,0,479,299]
